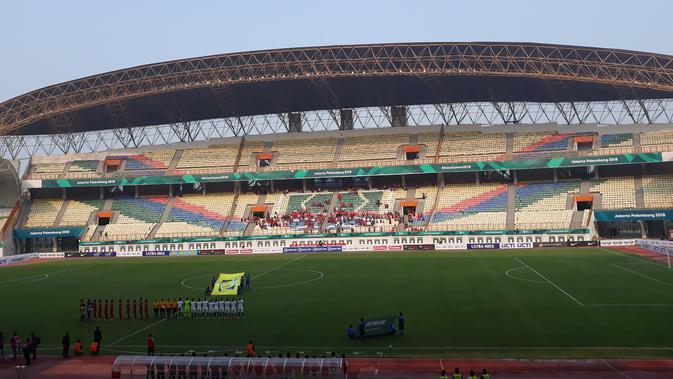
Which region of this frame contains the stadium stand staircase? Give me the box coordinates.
[405,186,416,200]
[566,193,575,210]
[634,175,646,208]
[505,133,514,157]
[571,211,586,227]
[434,127,444,163]
[167,150,183,171]
[233,138,245,173]
[58,162,72,179]
[102,199,113,212]
[17,199,32,228]
[220,192,240,235]
[579,180,590,193]
[633,132,642,153]
[333,138,344,164]
[322,191,341,231]
[243,219,256,236]
[148,197,175,239]
[53,200,70,227]
[506,184,516,228]
[408,134,418,145]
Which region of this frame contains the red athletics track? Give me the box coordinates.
[2,356,673,378]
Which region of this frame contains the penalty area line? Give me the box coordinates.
[513,257,584,306]
[611,263,673,286]
[109,319,167,346]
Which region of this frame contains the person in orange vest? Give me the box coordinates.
[89,341,99,355]
[246,340,255,357]
[73,339,83,356]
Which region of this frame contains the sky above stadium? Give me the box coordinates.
[1,0,671,102]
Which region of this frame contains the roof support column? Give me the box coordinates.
[391,106,407,127]
[288,112,302,133]
[339,109,353,130]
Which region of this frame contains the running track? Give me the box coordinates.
[2,356,673,378]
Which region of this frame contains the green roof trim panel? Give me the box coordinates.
[32,152,665,189]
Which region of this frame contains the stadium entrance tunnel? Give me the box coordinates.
[16,235,80,254]
[112,355,345,378]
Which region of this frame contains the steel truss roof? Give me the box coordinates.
[2,42,673,136]
[3,99,673,163]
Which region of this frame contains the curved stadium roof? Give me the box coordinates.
[2,42,673,136]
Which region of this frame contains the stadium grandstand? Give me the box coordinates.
[2,42,672,254]
[5,42,673,378]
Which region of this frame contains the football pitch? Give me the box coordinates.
[2,248,673,358]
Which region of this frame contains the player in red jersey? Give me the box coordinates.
[144,298,149,319]
[126,299,131,320]
[110,299,114,320]
[97,299,102,320]
[118,299,123,320]
[103,300,109,320]
[133,300,138,320]
[92,299,98,320]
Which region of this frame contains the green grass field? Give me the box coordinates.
[2,248,673,358]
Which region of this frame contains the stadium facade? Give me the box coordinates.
[2,42,673,258]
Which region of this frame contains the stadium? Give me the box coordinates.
[3,42,673,377]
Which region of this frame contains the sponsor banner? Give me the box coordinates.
[0,253,38,265]
[14,227,85,239]
[637,239,673,248]
[283,246,343,253]
[434,243,467,250]
[567,241,599,247]
[198,249,227,256]
[534,242,567,248]
[340,245,371,252]
[599,239,636,247]
[467,243,500,250]
[594,209,673,221]
[65,252,87,258]
[170,251,198,256]
[387,245,403,251]
[78,228,591,247]
[38,252,65,259]
[142,251,170,257]
[224,249,254,255]
[116,251,143,257]
[36,153,663,189]
[362,317,398,337]
[250,247,283,255]
[499,242,534,249]
[638,240,673,256]
[373,246,387,251]
[403,244,436,251]
[65,252,116,258]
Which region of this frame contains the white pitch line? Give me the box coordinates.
[513,257,584,306]
[611,263,672,286]
[600,359,633,379]
[600,248,669,268]
[505,266,546,284]
[109,318,167,346]
[252,253,308,280]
